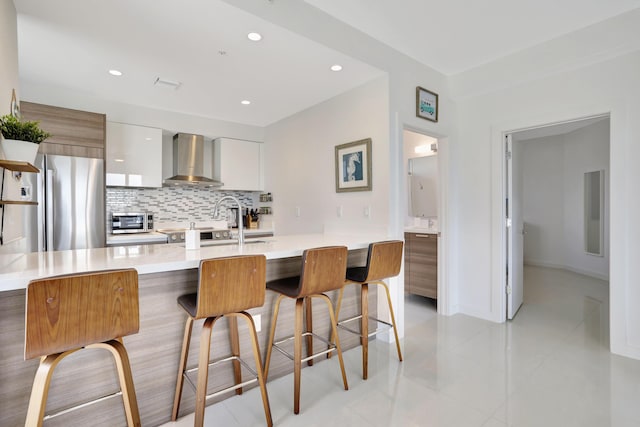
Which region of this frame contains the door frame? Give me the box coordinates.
[399,122,451,316]
[494,113,610,323]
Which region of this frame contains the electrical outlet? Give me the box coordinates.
[364,206,371,218]
[295,207,301,217]
[252,314,261,332]
[337,206,343,217]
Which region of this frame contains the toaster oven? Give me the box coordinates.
[111,212,154,234]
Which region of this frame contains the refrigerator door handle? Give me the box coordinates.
[46,169,54,251]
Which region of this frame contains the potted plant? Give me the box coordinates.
[0,114,51,163]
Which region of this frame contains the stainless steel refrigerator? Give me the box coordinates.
[28,154,105,252]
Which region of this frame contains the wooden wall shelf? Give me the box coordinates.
[0,200,38,206]
[0,160,39,173]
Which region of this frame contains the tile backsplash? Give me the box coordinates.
[106,186,257,224]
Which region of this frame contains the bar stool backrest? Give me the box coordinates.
[297,246,348,296]
[363,240,404,282]
[25,269,139,360]
[195,255,267,319]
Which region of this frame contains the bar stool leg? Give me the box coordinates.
[228,316,243,395]
[25,353,66,427]
[375,280,403,362]
[328,286,346,359]
[195,317,219,427]
[264,294,285,380]
[293,298,303,414]
[91,340,141,427]
[305,297,314,366]
[318,294,349,391]
[361,284,369,380]
[237,312,273,427]
[172,316,194,421]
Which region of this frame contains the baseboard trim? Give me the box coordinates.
[524,260,609,282]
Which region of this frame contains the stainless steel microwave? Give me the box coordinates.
[111,212,154,234]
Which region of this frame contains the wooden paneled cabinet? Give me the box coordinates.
[20,101,106,159]
[404,232,438,299]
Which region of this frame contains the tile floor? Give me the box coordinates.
[162,266,640,426]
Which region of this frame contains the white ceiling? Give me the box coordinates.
[13,0,640,127]
[14,0,384,127]
[513,116,609,142]
[305,0,640,75]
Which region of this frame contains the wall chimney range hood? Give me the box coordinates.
[164,133,223,187]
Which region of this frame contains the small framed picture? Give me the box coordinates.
[335,138,372,193]
[416,86,438,122]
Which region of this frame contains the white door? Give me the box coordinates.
[506,134,524,319]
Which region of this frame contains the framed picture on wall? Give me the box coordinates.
[416,86,438,122]
[335,138,372,193]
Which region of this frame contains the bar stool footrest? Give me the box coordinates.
[337,315,393,338]
[42,391,123,421]
[183,355,259,401]
[273,332,337,363]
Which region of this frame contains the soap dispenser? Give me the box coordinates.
[185,222,200,250]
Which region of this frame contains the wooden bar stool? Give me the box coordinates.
[263,246,349,415]
[333,240,404,379]
[171,255,272,427]
[24,269,141,427]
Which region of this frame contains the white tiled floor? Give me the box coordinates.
[162,266,640,426]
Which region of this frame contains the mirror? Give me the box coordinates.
[584,170,604,256]
[408,155,438,218]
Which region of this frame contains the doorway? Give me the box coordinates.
[402,128,444,315]
[504,115,610,319]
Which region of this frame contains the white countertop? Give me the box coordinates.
[0,233,385,292]
[404,227,439,234]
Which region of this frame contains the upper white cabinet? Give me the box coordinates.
[106,122,163,187]
[213,138,264,191]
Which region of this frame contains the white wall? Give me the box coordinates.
[562,120,610,279]
[0,0,29,256]
[454,47,639,358]
[521,136,566,267]
[521,119,610,280]
[0,0,18,111]
[264,76,389,235]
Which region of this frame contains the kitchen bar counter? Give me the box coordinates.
[0,232,385,427]
[0,233,381,292]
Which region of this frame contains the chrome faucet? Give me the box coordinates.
[213,196,244,245]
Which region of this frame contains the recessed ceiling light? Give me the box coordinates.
[241,100,251,105]
[114,158,125,162]
[145,137,152,141]
[108,69,123,76]
[247,32,262,41]
[330,64,343,72]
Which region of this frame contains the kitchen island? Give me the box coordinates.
[0,233,385,426]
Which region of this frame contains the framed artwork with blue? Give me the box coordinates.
[335,138,372,193]
[416,86,438,122]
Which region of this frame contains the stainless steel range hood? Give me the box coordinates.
[164,133,223,187]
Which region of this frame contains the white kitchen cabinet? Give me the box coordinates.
[213,138,263,191]
[106,122,163,187]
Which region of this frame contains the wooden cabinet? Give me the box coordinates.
[20,101,106,158]
[404,232,438,299]
[105,122,163,187]
[213,137,263,191]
